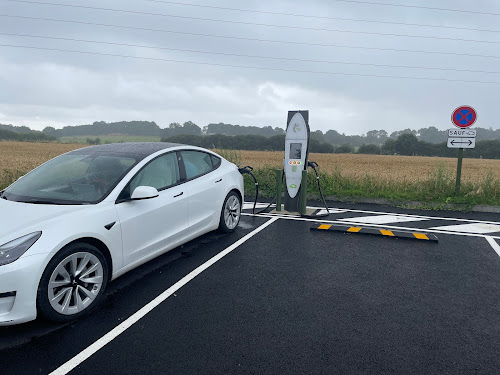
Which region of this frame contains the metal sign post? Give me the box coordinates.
[455,148,464,195]
[449,105,477,195]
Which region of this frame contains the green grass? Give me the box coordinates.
[242,163,500,209]
[58,135,161,144]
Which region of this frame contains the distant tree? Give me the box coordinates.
[267,134,285,150]
[395,133,419,155]
[310,130,326,143]
[0,129,19,140]
[365,130,388,145]
[417,126,447,143]
[335,144,354,154]
[390,128,417,139]
[181,121,202,135]
[357,144,381,154]
[42,126,57,136]
[309,138,334,153]
[324,129,346,145]
[381,139,396,155]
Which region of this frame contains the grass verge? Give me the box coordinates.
[241,163,500,209]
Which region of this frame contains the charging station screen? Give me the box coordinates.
[290,143,302,159]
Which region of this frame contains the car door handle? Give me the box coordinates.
[215,178,222,183]
[173,192,184,198]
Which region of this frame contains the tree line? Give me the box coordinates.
[322,133,500,159]
[163,132,500,159]
[0,128,55,142]
[40,121,500,145]
[1,120,498,158]
[163,134,334,153]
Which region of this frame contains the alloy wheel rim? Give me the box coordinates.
[47,252,104,315]
[224,195,240,230]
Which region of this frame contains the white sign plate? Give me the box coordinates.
[447,137,475,148]
[448,129,476,137]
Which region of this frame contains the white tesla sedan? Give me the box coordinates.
[0,142,243,325]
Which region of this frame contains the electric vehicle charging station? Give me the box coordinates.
[241,110,330,217]
[283,111,310,213]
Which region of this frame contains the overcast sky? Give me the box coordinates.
[1,0,499,135]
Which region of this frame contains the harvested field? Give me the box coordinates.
[1,142,498,205]
[0,141,83,172]
[234,151,500,184]
[0,141,84,188]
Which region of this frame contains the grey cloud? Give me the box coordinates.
[0,0,499,134]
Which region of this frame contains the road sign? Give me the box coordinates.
[451,105,477,128]
[448,128,476,137]
[447,137,475,148]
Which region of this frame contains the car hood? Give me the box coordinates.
[0,198,90,242]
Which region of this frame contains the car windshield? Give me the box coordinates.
[2,153,138,204]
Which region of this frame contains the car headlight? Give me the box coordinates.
[0,232,42,266]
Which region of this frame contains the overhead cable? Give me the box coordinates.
[3,32,500,75]
[330,0,500,16]
[2,14,500,60]
[144,0,500,33]
[1,43,499,85]
[3,2,500,45]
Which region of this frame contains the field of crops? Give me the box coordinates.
[233,151,500,184]
[1,142,499,206]
[0,142,84,188]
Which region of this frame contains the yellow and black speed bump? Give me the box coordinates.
[311,224,438,242]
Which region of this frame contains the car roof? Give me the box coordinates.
[69,142,184,160]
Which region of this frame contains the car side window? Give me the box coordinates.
[181,151,216,180]
[129,152,180,193]
[210,155,221,168]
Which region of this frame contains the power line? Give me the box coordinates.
[145,0,500,34]
[1,43,499,85]
[331,0,500,16]
[4,1,500,45]
[2,14,500,60]
[3,32,500,75]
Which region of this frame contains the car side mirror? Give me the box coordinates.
[130,186,159,200]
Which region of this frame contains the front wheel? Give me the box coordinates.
[37,242,108,322]
[219,191,241,233]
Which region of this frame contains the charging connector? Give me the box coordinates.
[238,166,259,214]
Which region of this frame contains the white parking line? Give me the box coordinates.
[243,201,500,226]
[486,237,500,258]
[243,213,500,240]
[339,215,429,224]
[49,217,279,375]
[429,223,500,234]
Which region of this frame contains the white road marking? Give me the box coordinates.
[428,223,500,234]
[242,213,500,240]
[330,208,500,225]
[486,237,500,257]
[244,201,500,226]
[243,202,273,210]
[339,215,429,224]
[242,202,346,214]
[49,217,279,375]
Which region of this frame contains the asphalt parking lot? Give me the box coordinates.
[1,201,500,374]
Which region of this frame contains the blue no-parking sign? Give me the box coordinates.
[452,105,477,128]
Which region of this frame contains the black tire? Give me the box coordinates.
[37,242,109,322]
[218,191,242,233]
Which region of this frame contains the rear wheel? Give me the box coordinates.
[219,191,241,233]
[37,242,108,322]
